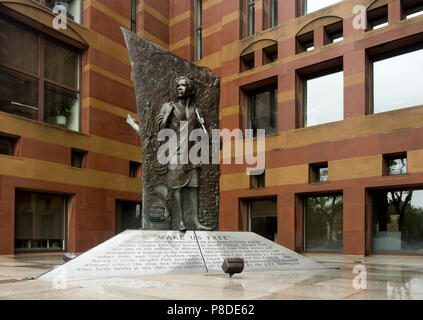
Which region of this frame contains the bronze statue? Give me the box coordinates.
[123,28,220,231]
[155,76,211,231]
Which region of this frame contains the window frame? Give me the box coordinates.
[240,52,255,72]
[296,31,314,54]
[367,5,389,30]
[245,197,278,242]
[246,84,278,137]
[302,0,308,15]
[131,0,137,32]
[269,0,278,28]
[383,152,407,176]
[303,68,344,127]
[302,193,344,253]
[369,41,423,115]
[370,187,423,255]
[115,200,142,234]
[250,170,266,189]
[14,189,68,252]
[194,0,203,61]
[296,57,344,128]
[263,43,278,65]
[324,20,343,45]
[0,132,19,156]
[402,0,423,19]
[71,148,87,168]
[247,0,256,37]
[129,160,142,179]
[302,0,343,15]
[0,15,82,131]
[309,162,329,183]
[263,0,278,30]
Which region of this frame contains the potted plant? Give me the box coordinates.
[50,97,71,127]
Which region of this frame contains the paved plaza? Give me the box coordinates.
[0,253,422,300]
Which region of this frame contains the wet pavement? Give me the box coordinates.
[0,253,422,300]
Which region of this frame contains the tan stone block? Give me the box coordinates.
[408,149,423,173]
[329,155,382,181]
[266,165,309,187]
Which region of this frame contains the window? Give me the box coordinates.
[403,0,423,19]
[309,162,328,183]
[240,53,255,72]
[131,0,137,32]
[37,0,82,24]
[240,0,257,38]
[383,153,407,176]
[263,44,278,65]
[129,161,141,178]
[324,21,343,44]
[71,149,87,168]
[264,0,278,29]
[247,198,277,242]
[247,0,255,36]
[269,0,278,27]
[250,171,265,188]
[296,31,314,54]
[367,5,388,30]
[247,86,278,136]
[195,0,202,61]
[304,69,344,127]
[115,201,142,233]
[0,136,14,156]
[373,48,423,114]
[0,17,81,131]
[304,195,343,252]
[303,0,342,15]
[15,191,66,251]
[373,189,423,254]
[0,133,18,156]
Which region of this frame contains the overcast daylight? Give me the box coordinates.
[0,0,422,315]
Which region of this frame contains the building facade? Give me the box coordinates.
[1,0,423,256]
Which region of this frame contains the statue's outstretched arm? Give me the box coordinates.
[126,114,140,134]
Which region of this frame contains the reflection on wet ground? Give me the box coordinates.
[0,253,422,300]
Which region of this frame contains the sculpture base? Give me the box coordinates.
[39,230,324,280]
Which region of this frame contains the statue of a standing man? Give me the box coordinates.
[156,76,211,231]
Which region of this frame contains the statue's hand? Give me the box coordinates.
[126,114,135,126]
[127,114,140,134]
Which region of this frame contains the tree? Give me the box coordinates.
[307,196,342,241]
[388,191,413,240]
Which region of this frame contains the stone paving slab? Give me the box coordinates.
[0,253,422,300]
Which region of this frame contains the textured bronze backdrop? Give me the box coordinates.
[122,28,220,230]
